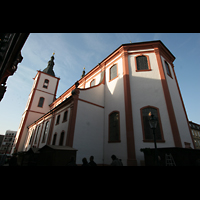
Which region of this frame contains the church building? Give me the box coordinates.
[11,40,194,166]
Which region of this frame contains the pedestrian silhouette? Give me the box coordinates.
[89,156,97,166]
[110,155,123,166]
[81,157,90,166]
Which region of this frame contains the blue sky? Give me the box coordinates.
[0,33,199,135]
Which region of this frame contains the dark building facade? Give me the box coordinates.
[189,121,200,149]
[0,33,29,101]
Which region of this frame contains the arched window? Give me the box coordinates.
[164,61,172,78]
[110,64,118,81]
[90,79,95,87]
[56,114,60,125]
[140,106,164,142]
[29,129,34,145]
[38,97,44,108]
[52,133,57,145]
[108,111,121,143]
[136,55,151,71]
[34,125,40,144]
[59,131,65,146]
[63,110,68,122]
[42,121,49,143]
[43,79,49,89]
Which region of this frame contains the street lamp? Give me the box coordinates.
[148,112,159,166]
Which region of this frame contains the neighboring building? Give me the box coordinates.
[0,135,4,147]
[0,33,29,101]
[0,130,17,154]
[11,40,194,166]
[189,121,200,149]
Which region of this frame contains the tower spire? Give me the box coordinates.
[42,53,56,77]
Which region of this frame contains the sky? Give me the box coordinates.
[0,33,199,135]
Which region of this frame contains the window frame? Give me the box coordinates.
[62,110,68,123]
[140,106,165,143]
[42,121,49,143]
[59,131,65,146]
[109,64,118,82]
[164,60,173,79]
[56,114,60,125]
[52,133,57,145]
[38,97,45,108]
[43,79,49,89]
[34,125,40,144]
[90,79,95,87]
[108,111,121,143]
[135,54,151,72]
[29,129,34,145]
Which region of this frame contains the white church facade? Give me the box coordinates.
[11,40,195,166]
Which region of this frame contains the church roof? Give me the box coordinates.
[42,54,56,77]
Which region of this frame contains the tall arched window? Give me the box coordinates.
[56,114,60,125]
[42,121,49,143]
[29,129,34,145]
[109,64,118,81]
[52,133,57,145]
[135,55,151,71]
[38,97,44,108]
[34,125,40,144]
[164,61,172,78]
[63,110,68,122]
[59,131,65,146]
[108,111,121,143]
[90,79,95,87]
[140,106,164,142]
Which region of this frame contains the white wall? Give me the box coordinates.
[37,73,58,95]
[84,69,101,88]
[50,105,71,146]
[73,100,104,164]
[128,52,176,165]
[160,56,194,148]
[103,57,127,165]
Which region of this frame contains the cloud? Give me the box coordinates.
[176,35,192,49]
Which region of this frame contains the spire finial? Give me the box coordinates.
[53,52,55,56]
[81,67,86,78]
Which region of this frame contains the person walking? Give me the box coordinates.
[110,155,123,166]
[89,156,97,166]
[81,157,90,166]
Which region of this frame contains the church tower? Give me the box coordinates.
[12,53,60,153]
